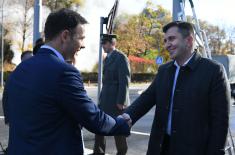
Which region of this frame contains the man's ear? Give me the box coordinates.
[111,41,116,47]
[60,30,70,43]
[186,34,194,47]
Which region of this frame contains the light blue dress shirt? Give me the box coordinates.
[166,53,195,135]
[41,45,65,62]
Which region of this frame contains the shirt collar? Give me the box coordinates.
[107,49,115,58]
[174,52,195,68]
[41,45,65,62]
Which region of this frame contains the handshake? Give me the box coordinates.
[118,113,132,128]
[108,113,132,137]
[108,113,132,136]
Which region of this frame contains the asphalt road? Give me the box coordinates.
[0,85,235,155]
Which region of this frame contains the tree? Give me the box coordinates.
[20,0,34,52]
[200,20,235,55]
[114,1,171,58]
[0,26,13,63]
[113,1,173,73]
[114,1,172,73]
[3,40,14,64]
[0,26,15,71]
[114,14,146,56]
[3,0,34,52]
[44,0,84,11]
[223,26,235,54]
[4,0,84,53]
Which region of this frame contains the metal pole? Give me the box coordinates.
[97,17,104,103]
[179,1,186,21]
[173,0,185,21]
[188,0,207,58]
[1,0,5,88]
[201,30,211,58]
[33,0,42,46]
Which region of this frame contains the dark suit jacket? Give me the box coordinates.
[2,48,130,155]
[99,50,130,117]
[125,52,230,155]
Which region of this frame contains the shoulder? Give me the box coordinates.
[36,48,81,74]
[115,50,129,62]
[115,50,127,58]
[199,57,225,73]
[60,62,82,78]
[33,48,82,78]
[57,63,84,90]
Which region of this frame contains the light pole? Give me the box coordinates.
[1,0,5,88]
[33,0,42,46]
[97,17,105,101]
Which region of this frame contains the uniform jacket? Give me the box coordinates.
[99,50,130,117]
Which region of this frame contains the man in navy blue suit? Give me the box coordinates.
[2,8,130,155]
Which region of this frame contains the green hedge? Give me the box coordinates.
[131,73,156,83]
[81,72,155,83]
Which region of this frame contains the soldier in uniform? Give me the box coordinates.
[93,34,131,155]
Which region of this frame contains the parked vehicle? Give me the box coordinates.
[212,54,235,105]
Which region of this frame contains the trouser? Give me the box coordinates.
[160,134,171,155]
[93,134,128,155]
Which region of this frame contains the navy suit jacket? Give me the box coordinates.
[3,48,129,155]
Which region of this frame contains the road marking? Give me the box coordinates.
[84,148,110,155]
[84,148,93,154]
[131,130,150,136]
[0,116,4,119]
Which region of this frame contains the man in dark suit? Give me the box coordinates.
[124,21,230,155]
[93,34,131,155]
[2,8,130,155]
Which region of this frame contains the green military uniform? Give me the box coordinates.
[94,49,131,155]
[99,50,130,116]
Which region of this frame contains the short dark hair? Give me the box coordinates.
[163,21,195,38]
[44,8,88,41]
[101,38,117,44]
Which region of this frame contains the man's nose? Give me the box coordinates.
[164,42,169,49]
[165,40,172,48]
[80,40,85,49]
